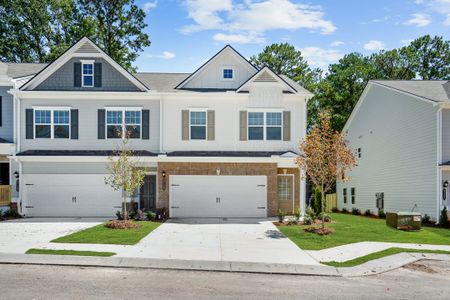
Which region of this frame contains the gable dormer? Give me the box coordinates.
[175,45,258,91]
[21,38,148,92]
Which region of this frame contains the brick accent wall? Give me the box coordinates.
[157,162,279,216]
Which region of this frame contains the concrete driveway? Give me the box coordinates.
[118,218,320,265]
[0,218,105,254]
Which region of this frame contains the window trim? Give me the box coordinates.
[105,107,143,140]
[32,107,71,139]
[247,110,283,141]
[221,66,235,81]
[188,108,208,140]
[81,60,94,88]
[277,174,295,210]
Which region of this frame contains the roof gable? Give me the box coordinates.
[236,66,297,93]
[20,37,148,91]
[175,45,258,90]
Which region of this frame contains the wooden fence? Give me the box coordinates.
[0,185,12,206]
[325,193,337,212]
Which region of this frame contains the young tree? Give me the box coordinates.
[105,138,145,221]
[296,110,357,229]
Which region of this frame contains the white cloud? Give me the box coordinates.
[414,0,450,25]
[213,33,264,44]
[363,40,385,51]
[300,47,343,68]
[181,0,336,43]
[143,1,157,13]
[330,40,344,47]
[404,13,432,27]
[159,51,176,60]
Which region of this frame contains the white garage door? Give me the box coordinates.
[23,174,122,217]
[170,175,267,218]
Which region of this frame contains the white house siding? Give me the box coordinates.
[182,50,256,90]
[337,84,439,219]
[19,98,160,152]
[441,109,450,163]
[0,86,14,142]
[161,93,306,152]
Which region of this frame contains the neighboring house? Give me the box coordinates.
[337,80,450,221]
[0,37,312,218]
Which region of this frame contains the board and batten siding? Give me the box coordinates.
[440,109,450,163]
[337,84,439,219]
[20,98,160,152]
[0,86,14,142]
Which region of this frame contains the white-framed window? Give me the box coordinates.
[34,108,70,139]
[190,110,207,140]
[277,175,293,202]
[221,67,235,80]
[106,108,141,139]
[81,60,94,87]
[248,111,282,141]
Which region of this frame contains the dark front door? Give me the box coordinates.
[140,175,156,212]
[0,163,9,185]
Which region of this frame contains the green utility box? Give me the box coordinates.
[386,212,422,231]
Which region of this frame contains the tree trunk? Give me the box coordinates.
[122,189,128,221]
[321,184,325,229]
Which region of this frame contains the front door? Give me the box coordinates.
[140,175,156,212]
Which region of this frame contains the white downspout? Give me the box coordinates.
[159,95,163,153]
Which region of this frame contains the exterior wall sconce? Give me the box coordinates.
[162,171,166,191]
[14,171,19,192]
[443,181,449,201]
[216,169,221,176]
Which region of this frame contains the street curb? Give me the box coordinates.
[1,253,449,277]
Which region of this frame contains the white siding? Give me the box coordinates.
[441,109,450,163]
[337,84,439,219]
[183,49,256,90]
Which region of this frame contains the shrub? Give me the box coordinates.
[439,207,450,228]
[351,207,361,215]
[3,209,20,218]
[146,211,156,221]
[331,207,339,213]
[305,206,316,219]
[105,220,141,229]
[277,209,285,223]
[286,220,298,226]
[312,187,324,215]
[422,214,431,226]
[294,207,301,222]
[128,210,136,220]
[378,209,386,219]
[135,209,145,221]
[341,207,348,213]
[364,209,372,216]
[318,212,331,222]
[116,210,123,220]
[0,209,3,218]
[302,215,313,225]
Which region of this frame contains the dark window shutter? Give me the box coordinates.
[94,63,102,87]
[74,62,81,87]
[98,109,105,139]
[71,109,79,140]
[142,109,150,140]
[181,110,189,140]
[26,109,34,139]
[0,96,2,127]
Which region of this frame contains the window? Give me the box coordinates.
[223,68,233,79]
[278,176,293,201]
[190,111,207,140]
[351,187,355,204]
[106,109,141,139]
[82,61,94,87]
[343,188,347,204]
[34,109,70,139]
[248,112,282,140]
[357,148,362,158]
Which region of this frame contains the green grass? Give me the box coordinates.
[277,213,450,250]
[26,248,116,257]
[52,221,161,245]
[322,247,450,267]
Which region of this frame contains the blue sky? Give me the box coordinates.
[133,0,450,73]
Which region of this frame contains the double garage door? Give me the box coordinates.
[170,175,267,218]
[23,174,121,217]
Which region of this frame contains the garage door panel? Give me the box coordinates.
[170,175,267,218]
[23,174,121,217]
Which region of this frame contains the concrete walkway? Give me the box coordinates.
[307,241,450,262]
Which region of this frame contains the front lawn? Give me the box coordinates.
[52,221,161,245]
[278,213,450,250]
[322,247,450,267]
[26,249,116,257]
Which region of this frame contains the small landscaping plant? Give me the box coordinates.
[351,207,361,215]
[105,220,141,229]
[341,207,348,213]
[305,206,316,219]
[364,209,372,217]
[302,215,313,225]
[116,210,123,220]
[3,208,21,219]
[146,210,156,221]
[439,207,450,228]
[277,209,285,223]
[318,212,331,223]
[331,207,339,213]
[304,226,334,235]
[422,214,433,226]
[378,209,386,219]
[294,207,301,222]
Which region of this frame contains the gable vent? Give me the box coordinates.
[75,42,100,54]
[254,71,277,83]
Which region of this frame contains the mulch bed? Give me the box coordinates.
[304,226,335,235]
[105,220,141,229]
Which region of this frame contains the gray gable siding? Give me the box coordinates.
[20,98,160,152]
[32,57,142,92]
[337,84,439,219]
[0,86,14,142]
